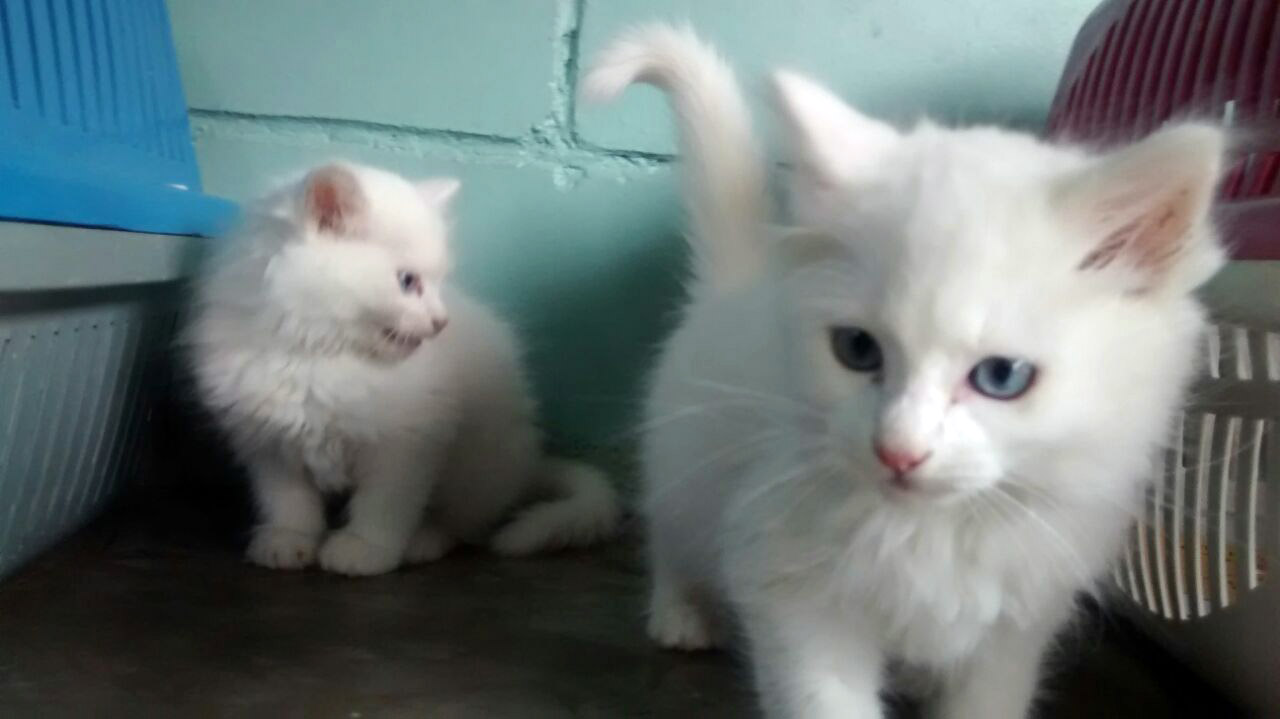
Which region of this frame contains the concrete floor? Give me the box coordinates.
[0,487,1241,718]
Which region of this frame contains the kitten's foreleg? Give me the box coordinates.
[319,441,441,576]
[245,451,325,570]
[743,600,885,719]
[404,521,457,563]
[931,620,1058,719]
[647,565,718,650]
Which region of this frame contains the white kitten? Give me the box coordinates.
[187,162,620,576]
[586,26,1223,718]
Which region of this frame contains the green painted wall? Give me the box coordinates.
[167,0,1100,453]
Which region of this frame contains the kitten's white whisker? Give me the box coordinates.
[682,374,820,416]
[623,398,805,439]
[646,428,818,509]
[989,487,1094,588]
[739,451,839,517]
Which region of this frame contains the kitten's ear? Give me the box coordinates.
[771,70,899,191]
[302,164,366,238]
[1055,123,1226,293]
[417,178,461,208]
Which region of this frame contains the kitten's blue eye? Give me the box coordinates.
[831,327,882,373]
[968,357,1036,400]
[397,270,422,296]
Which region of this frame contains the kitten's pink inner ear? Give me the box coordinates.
[1077,191,1194,273]
[417,178,461,208]
[305,165,364,236]
[1058,123,1224,290]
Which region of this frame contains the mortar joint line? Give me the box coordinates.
[188,0,674,182]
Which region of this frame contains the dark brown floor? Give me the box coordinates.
[0,487,1241,718]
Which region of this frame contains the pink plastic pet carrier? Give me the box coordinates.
[1048,0,1280,714]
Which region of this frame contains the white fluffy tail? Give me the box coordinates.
[489,459,622,556]
[582,24,767,291]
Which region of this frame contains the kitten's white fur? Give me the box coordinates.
[586,25,1224,718]
[187,162,619,576]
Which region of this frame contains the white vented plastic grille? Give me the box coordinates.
[1118,322,1279,620]
[0,299,175,579]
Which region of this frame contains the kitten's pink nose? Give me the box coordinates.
[873,443,929,475]
[431,316,448,334]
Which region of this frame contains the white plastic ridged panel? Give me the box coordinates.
[0,299,175,579]
[1117,321,1280,620]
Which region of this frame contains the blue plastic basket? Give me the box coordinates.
[0,0,234,235]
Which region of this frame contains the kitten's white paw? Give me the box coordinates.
[648,597,716,651]
[246,527,319,570]
[404,524,456,563]
[488,521,547,557]
[318,531,401,576]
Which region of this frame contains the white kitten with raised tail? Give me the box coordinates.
[586,25,1224,719]
[187,162,619,577]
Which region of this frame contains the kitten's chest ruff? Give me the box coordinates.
[209,349,381,479]
[756,498,1046,666]
[848,509,1063,664]
[854,541,1005,664]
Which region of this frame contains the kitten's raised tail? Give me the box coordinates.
[489,459,622,556]
[582,24,767,291]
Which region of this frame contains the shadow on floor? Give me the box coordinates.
[0,485,1241,718]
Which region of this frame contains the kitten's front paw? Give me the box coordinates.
[648,597,716,651]
[404,524,456,564]
[488,520,547,557]
[246,527,320,570]
[318,531,402,576]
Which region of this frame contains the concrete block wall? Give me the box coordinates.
[167,0,1099,454]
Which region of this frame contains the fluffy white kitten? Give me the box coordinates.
[187,162,619,577]
[586,26,1224,718]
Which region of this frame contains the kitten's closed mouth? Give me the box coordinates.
[381,327,427,350]
[877,474,967,505]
